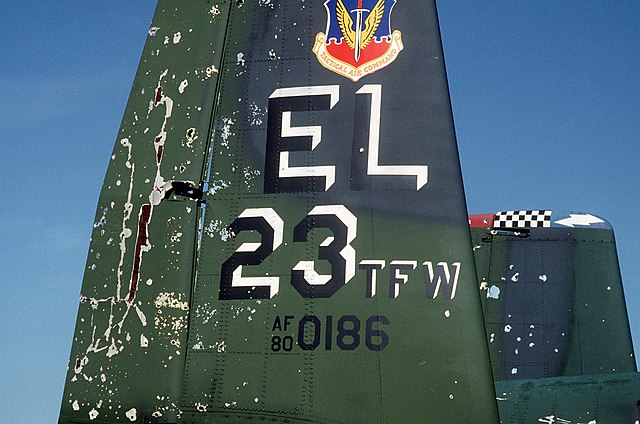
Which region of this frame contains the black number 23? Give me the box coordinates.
[219,205,357,300]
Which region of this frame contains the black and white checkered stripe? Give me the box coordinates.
[494,210,552,228]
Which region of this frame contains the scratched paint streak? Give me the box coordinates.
[127,69,174,303]
[65,5,226,420]
[127,205,152,302]
[76,68,178,375]
[116,139,135,302]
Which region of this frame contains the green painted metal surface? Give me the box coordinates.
[60,2,230,423]
[496,373,640,423]
[60,1,499,423]
[470,213,640,423]
[471,223,635,380]
[60,1,640,423]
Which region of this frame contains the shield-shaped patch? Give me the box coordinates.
[313,0,404,82]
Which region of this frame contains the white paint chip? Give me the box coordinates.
[178,79,189,94]
[135,306,147,326]
[126,408,137,422]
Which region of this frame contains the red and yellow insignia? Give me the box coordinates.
[313,0,403,82]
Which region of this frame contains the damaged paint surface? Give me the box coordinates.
[63,1,501,422]
[59,2,229,422]
[470,220,635,381]
[471,213,640,422]
[60,1,640,423]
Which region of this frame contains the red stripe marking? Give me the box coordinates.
[469,214,496,228]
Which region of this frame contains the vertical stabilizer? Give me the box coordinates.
[471,210,635,381]
[61,2,500,423]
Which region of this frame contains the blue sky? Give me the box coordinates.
[1,1,638,422]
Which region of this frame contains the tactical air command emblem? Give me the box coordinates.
[313,0,404,82]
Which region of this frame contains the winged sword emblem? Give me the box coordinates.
[336,0,385,61]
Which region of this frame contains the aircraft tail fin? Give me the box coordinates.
[470,210,635,381]
[61,2,501,422]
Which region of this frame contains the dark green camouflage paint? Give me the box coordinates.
[471,221,640,423]
[60,1,640,423]
[60,2,230,422]
[471,225,635,380]
[60,1,499,423]
[495,374,640,423]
